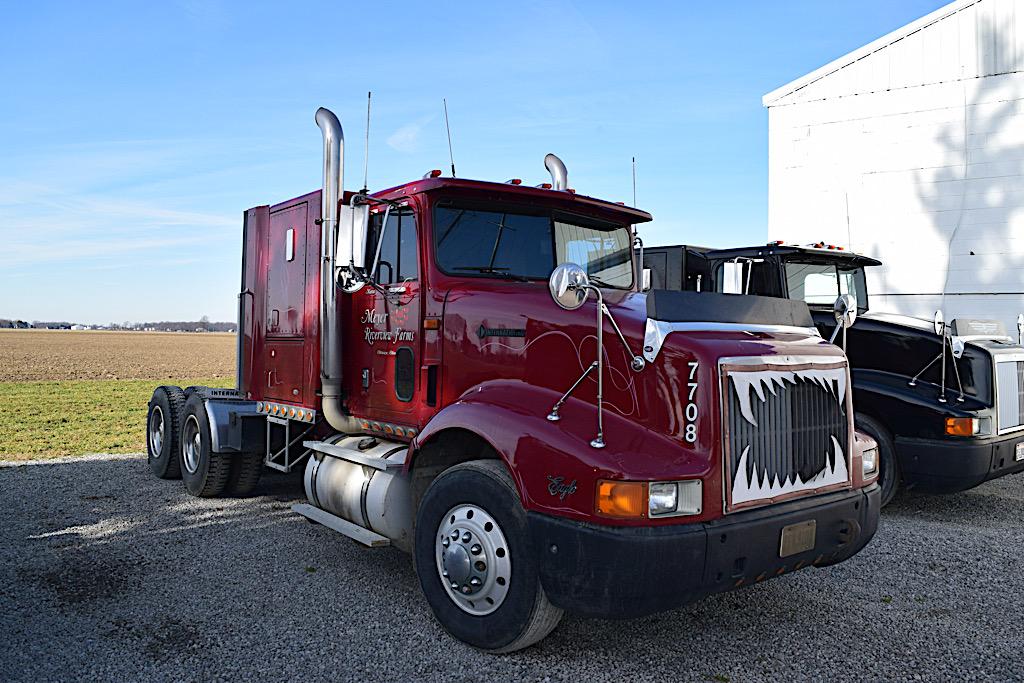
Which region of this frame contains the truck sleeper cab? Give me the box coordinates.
[145,109,879,653]
[644,242,1024,505]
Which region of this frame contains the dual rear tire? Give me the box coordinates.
[147,386,185,479]
[145,387,262,497]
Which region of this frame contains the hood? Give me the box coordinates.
[643,289,822,363]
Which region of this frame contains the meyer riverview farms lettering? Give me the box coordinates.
[360,308,415,345]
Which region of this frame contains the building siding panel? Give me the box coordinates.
[766,4,1024,331]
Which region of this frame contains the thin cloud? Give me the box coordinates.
[387,122,423,154]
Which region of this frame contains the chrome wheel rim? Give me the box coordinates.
[435,504,511,616]
[182,415,201,474]
[148,406,164,456]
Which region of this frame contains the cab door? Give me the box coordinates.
[351,206,421,421]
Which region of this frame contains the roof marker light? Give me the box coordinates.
[537,182,552,189]
[423,169,442,179]
[506,178,522,185]
[566,188,576,194]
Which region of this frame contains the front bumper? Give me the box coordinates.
[528,484,880,619]
[896,432,1024,493]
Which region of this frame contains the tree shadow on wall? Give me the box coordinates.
[915,15,1024,328]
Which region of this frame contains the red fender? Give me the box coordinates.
[410,380,709,526]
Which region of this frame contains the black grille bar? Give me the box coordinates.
[725,370,848,502]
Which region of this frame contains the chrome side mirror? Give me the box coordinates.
[828,294,857,347]
[834,293,858,329]
[337,200,371,293]
[641,268,652,292]
[549,263,590,310]
[933,309,945,336]
[1016,313,1023,345]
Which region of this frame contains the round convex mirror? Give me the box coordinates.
[833,293,858,329]
[933,309,945,336]
[549,263,590,310]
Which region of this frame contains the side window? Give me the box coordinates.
[367,210,418,285]
[554,221,633,288]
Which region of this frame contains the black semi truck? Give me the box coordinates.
[644,242,1024,505]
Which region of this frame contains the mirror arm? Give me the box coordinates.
[546,362,598,422]
[602,303,645,371]
[633,234,644,292]
[938,329,948,403]
[828,324,842,345]
[949,334,965,403]
[586,284,606,449]
[369,204,393,286]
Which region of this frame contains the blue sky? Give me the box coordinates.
[1,0,948,324]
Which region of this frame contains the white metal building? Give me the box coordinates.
[765,0,1024,333]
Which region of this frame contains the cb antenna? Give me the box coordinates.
[443,98,456,177]
[361,91,372,193]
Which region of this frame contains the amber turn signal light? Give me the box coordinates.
[945,417,978,436]
[596,480,647,518]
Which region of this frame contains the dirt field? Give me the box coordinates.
[0,329,235,381]
[0,330,235,459]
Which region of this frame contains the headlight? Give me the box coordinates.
[945,417,980,436]
[650,480,702,517]
[944,416,992,437]
[595,479,703,518]
[862,445,878,476]
[648,482,677,515]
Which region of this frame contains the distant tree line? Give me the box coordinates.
[137,320,237,332]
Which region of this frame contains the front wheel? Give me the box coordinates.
[414,460,563,653]
[856,413,899,507]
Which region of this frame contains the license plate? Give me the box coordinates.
[779,520,817,558]
[1016,443,1024,462]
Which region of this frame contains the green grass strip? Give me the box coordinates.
[0,378,229,460]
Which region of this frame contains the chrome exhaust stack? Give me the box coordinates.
[544,153,568,191]
[315,107,360,433]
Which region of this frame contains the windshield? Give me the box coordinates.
[784,262,867,311]
[433,205,634,287]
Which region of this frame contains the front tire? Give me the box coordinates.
[414,460,563,653]
[147,386,185,479]
[179,393,231,497]
[856,412,899,507]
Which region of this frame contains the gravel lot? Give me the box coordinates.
[2,454,1022,683]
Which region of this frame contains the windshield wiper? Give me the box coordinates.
[454,266,530,282]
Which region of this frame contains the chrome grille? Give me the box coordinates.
[996,359,1024,432]
[723,363,850,510]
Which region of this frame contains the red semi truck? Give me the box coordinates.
[145,107,881,652]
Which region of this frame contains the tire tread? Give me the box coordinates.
[147,386,185,479]
[417,459,563,654]
[856,412,899,507]
[225,452,263,497]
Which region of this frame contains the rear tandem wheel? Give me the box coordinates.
[146,386,186,479]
